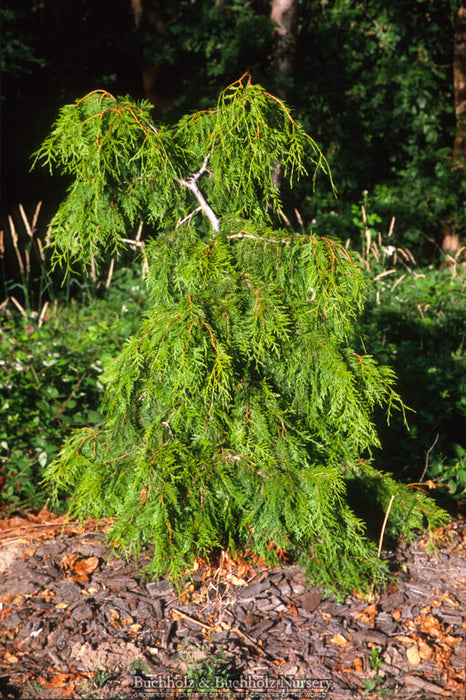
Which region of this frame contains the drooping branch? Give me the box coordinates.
[176,154,220,234]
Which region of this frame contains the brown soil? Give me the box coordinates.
[0,512,465,700]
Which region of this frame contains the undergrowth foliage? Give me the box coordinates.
[36,75,447,597]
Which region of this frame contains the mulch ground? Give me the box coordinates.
[0,511,465,700]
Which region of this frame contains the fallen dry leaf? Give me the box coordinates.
[443,595,459,608]
[225,573,248,586]
[418,640,434,660]
[354,603,378,628]
[178,583,195,604]
[108,608,121,628]
[38,673,74,688]
[38,589,55,603]
[407,644,421,665]
[442,634,462,646]
[0,603,12,622]
[404,618,417,632]
[60,554,99,582]
[81,586,99,595]
[331,633,352,648]
[435,644,456,669]
[353,657,364,673]
[417,613,443,638]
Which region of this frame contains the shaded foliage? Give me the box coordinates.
[3,0,463,264]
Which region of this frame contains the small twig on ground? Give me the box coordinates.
[171,607,276,662]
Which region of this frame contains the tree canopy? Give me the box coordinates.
[2,0,463,262]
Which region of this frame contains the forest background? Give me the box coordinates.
[0,0,465,525]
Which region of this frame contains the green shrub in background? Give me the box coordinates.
[349,197,466,509]
[427,445,466,502]
[0,267,146,514]
[25,77,449,597]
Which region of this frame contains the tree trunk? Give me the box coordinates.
[130,0,174,113]
[441,6,466,265]
[270,0,298,101]
[452,6,466,165]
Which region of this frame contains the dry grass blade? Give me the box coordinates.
[391,273,406,292]
[405,247,417,265]
[294,208,304,227]
[371,243,380,261]
[19,203,33,238]
[36,237,45,262]
[106,258,115,289]
[24,247,31,274]
[8,216,25,275]
[10,296,27,317]
[31,202,42,231]
[39,301,49,328]
[373,269,396,282]
[388,216,395,237]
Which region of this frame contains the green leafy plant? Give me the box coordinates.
[368,646,383,675]
[177,644,232,695]
[127,658,153,676]
[36,75,447,597]
[427,444,466,500]
[350,204,466,500]
[80,667,119,700]
[0,267,146,514]
[363,646,389,696]
[295,0,464,261]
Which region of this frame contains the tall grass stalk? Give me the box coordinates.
[1,203,145,319]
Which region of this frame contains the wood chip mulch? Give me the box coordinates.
[0,511,465,700]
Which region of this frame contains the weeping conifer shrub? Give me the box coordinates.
[36,74,447,597]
